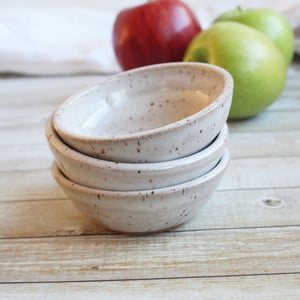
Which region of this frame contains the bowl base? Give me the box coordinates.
[100,221,188,236]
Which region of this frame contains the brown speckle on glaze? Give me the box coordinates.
[180,210,187,217]
[89,142,98,153]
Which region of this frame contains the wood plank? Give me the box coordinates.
[0,75,107,108]
[228,110,300,133]
[0,66,298,132]
[1,156,299,202]
[0,169,65,202]
[1,129,300,174]
[229,130,300,158]
[0,144,52,172]
[219,156,300,190]
[1,109,299,149]
[267,63,300,111]
[0,226,299,283]
[0,273,300,300]
[0,123,45,147]
[0,105,56,128]
[0,198,106,238]
[1,188,300,238]
[0,59,298,111]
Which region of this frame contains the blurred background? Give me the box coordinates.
[0,0,299,75]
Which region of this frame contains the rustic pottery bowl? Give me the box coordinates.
[51,149,230,234]
[46,115,228,191]
[53,62,233,163]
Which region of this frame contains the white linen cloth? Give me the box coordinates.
[0,0,299,75]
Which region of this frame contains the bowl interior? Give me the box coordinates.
[53,62,227,140]
[47,114,228,170]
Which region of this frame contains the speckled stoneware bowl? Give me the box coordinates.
[53,62,233,163]
[46,115,228,191]
[51,149,230,234]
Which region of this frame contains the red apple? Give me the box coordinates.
[113,0,202,70]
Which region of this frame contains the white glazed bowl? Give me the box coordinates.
[51,149,230,234]
[53,62,233,163]
[46,115,228,191]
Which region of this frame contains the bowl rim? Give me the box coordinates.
[51,148,230,197]
[53,62,233,143]
[46,114,228,171]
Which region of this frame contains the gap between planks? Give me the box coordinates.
[0,273,300,300]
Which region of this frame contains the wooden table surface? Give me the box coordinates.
[0,57,299,299]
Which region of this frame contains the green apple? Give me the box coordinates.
[214,7,294,65]
[183,21,287,119]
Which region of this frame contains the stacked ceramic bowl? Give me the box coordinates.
[46,62,233,234]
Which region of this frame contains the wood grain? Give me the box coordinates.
[0,46,299,298]
[0,75,106,108]
[1,188,299,238]
[229,130,300,158]
[1,156,299,202]
[0,227,299,283]
[0,130,299,173]
[1,274,299,299]
[0,123,46,147]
